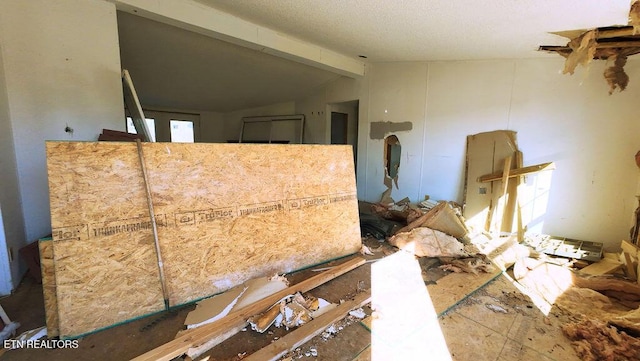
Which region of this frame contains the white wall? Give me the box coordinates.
[357,59,640,249]
[0,0,125,284]
[367,63,429,203]
[294,76,370,194]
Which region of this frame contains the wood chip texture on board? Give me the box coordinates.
[38,240,59,337]
[45,142,361,338]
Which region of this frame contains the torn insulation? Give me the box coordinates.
[604,54,629,94]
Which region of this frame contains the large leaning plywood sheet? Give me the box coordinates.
[463,131,517,233]
[45,142,361,338]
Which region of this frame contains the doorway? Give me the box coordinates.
[331,112,348,145]
[328,100,359,168]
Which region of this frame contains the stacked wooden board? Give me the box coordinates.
[44,142,361,338]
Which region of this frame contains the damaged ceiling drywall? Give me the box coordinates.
[539,2,640,94]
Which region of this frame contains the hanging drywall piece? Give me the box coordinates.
[562,30,597,75]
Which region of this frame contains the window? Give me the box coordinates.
[126,117,156,142]
[170,120,194,143]
[126,111,200,143]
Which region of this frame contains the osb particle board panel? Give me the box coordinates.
[463,130,517,232]
[38,239,59,337]
[45,142,361,337]
[46,142,166,338]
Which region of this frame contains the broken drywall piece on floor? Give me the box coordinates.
[232,275,290,311]
[185,285,248,329]
[14,326,47,342]
[388,227,466,258]
[309,298,337,318]
[348,308,366,319]
[393,201,469,240]
[185,274,289,329]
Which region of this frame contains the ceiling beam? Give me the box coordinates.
[596,40,640,48]
[597,26,637,39]
[110,0,366,78]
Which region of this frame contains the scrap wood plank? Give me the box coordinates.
[477,162,556,183]
[622,252,637,280]
[131,257,366,361]
[243,290,371,361]
[488,156,512,236]
[621,239,640,260]
[515,151,524,242]
[46,141,361,337]
[580,258,623,276]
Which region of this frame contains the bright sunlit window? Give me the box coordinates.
[126,117,156,142]
[170,120,195,143]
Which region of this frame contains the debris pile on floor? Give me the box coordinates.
[130,257,371,361]
[247,292,336,332]
[184,274,290,330]
[364,192,494,278]
[509,237,640,358]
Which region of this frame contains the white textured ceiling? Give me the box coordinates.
[117,1,631,112]
[201,0,630,61]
